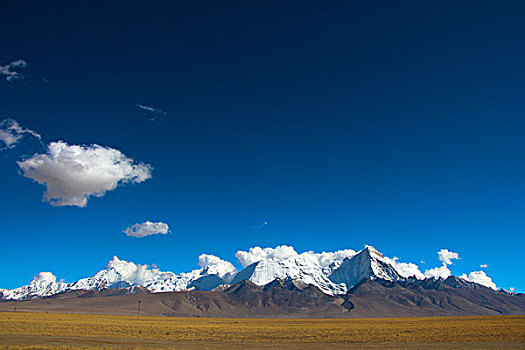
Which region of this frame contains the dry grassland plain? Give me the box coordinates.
[0,312,524,349]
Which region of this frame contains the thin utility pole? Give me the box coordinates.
[137,300,141,319]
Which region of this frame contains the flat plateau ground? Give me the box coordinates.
[1,313,524,349]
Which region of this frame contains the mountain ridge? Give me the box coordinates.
[0,246,509,301]
[1,276,524,318]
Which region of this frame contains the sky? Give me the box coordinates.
[0,1,524,292]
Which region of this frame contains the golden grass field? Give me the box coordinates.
[0,312,524,349]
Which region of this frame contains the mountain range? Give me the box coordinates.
[1,246,524,317]
[1,246,409,300]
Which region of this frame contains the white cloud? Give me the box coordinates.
[3,245,508,297]
[31,272,57,284]
[124,221,169,238]
[438,249,459,265]
[384,256,425,279]
[17,141,152,207]
[309,249,356,268]
[235,245,356,269]
[250,221,269,230]
[424,249,460,279]
[198,254,237,280]
[0,59,28,82]
[136,104,167,120]
[510,287,515,292]
[235,245,299,268]
[460,271,497,290]
[0,119,41,149]
[424,264,452,279]
[107,256,175,285]
[480,264,488,268]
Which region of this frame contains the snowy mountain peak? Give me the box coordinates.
[329,246,402,289]
[230,254,347,295]
[0,245,500,301]
[363,245,383,258]
[0,273,69,301]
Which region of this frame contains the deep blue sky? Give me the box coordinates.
[1,1,524,291]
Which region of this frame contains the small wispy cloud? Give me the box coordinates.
[0,59,28,82]
[480,264,488,268]
[136,104,167,121]
[124,221,170,238]
[250,221,269,230]
[0,119,41,150]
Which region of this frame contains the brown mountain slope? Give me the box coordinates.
[1,278,524,318]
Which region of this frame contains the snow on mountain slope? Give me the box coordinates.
[329,246,403,289]
[230,246,357,295]
[0,272,69,300]
[69,256,176,291]
[230,255,347,295]
[144,254,238,292]
[0,245,499,300]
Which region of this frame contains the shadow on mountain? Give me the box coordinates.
[2,277,524,318]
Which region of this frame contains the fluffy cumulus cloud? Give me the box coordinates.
[438,249,460,265]
[31,272,57,284]
[107,256,175,285]
[311,249,356,267]
[17,141,152,207]
[383,257,425,279]
[235,245,356,269]
[198,254,238,279]
[460,271,497,290]
[235,245,299,268]
[424,264,452,279]
[424,249,460,279]
[0,119,41,149]
[124,221,169,238]
[0,59,28,82]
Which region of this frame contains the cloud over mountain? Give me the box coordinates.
[124,221,169,238]
[383,257,425,279]
[17,141,152,207]
[235,245,298,268]
[424,264,453,279]
[31,272,57,284]
[106,256,175,285]
[0,245,502,301]
[461,271,497,290]
[424,249,460,279]
[198,254,238,280]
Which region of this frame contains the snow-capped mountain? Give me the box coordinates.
[69,268,130,291]
[230,255,348,295]
[329,245,403,289]
[143,268,232,293]
[0,273,69,300]
[0,255,236,300]
[0,245,499,301]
